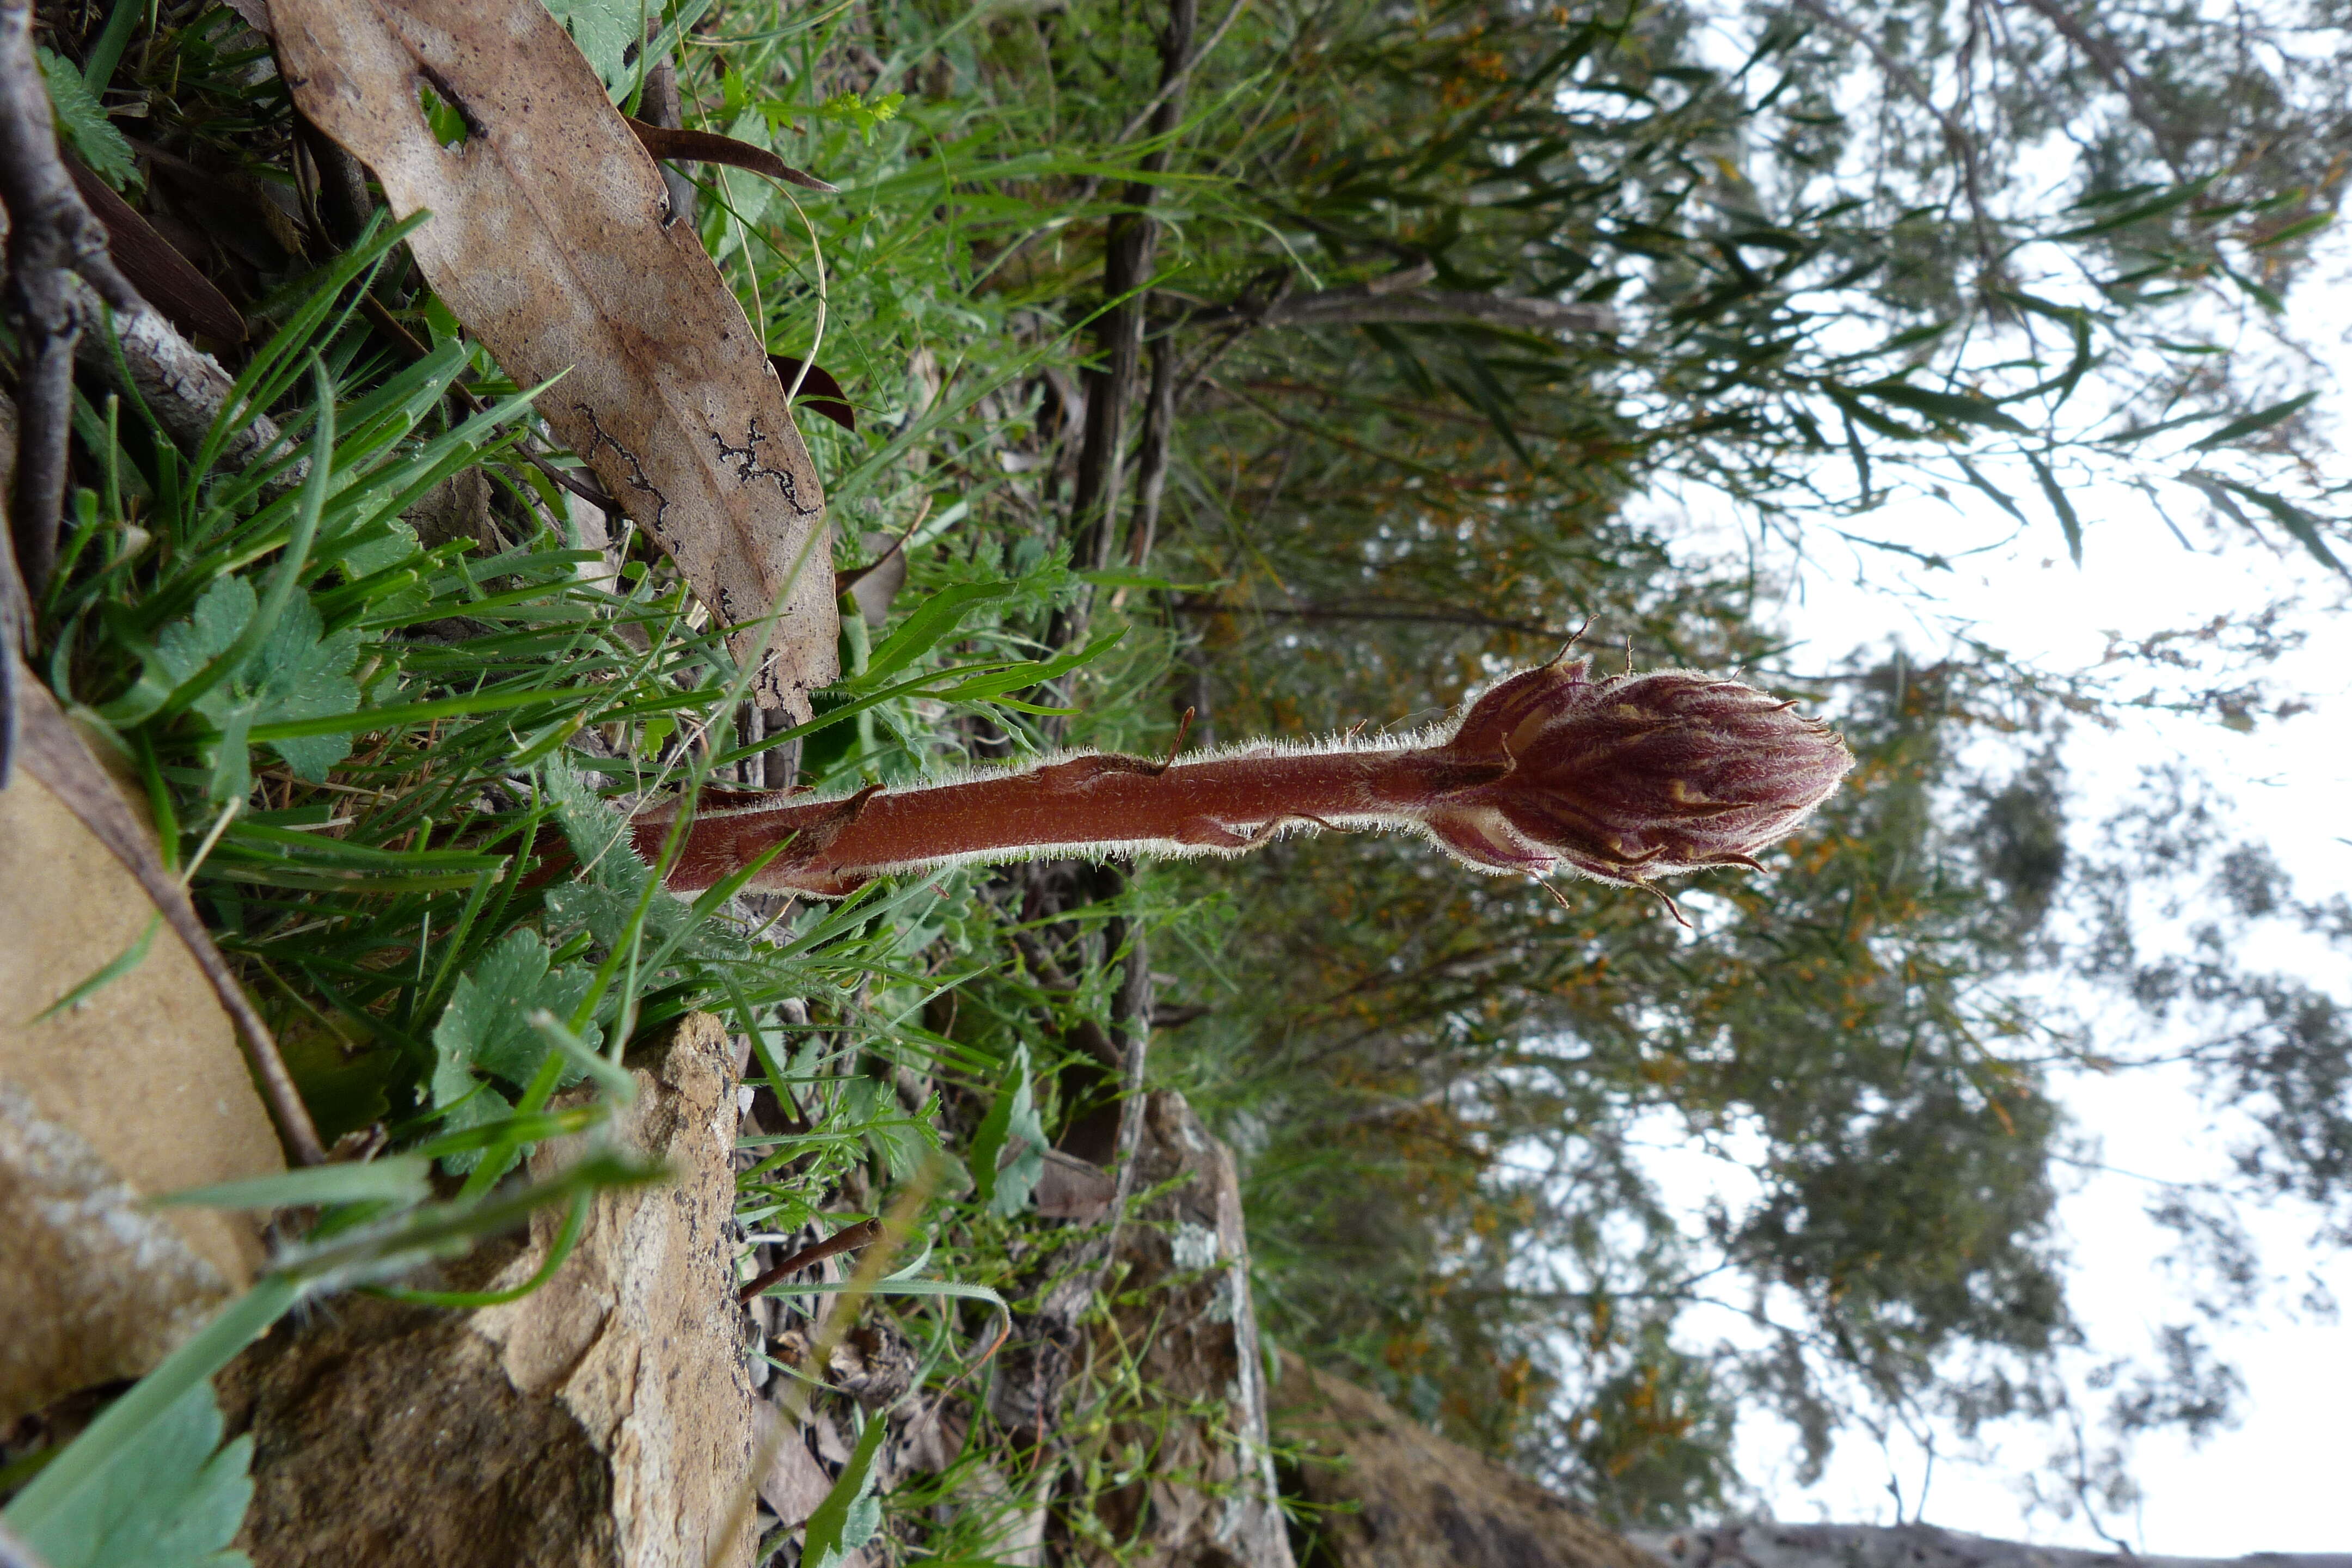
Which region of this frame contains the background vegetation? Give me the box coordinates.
[5,0,2350,1558]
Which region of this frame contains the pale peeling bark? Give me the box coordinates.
[1630,1521,2352,1568]
[73,285,286,474]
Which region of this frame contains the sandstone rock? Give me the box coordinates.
[1088,1090,1294,1568]
[223,1012,757,1568]
[1268,1349,1658,1568]
[0,762,280,1424]
[402,465,498,553]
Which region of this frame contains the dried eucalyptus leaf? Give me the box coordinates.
[270,0,840,717]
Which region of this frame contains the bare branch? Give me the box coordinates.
[2004,0,2192,181]
[1181,267,1620,336]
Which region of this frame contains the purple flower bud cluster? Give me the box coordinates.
[1410,658,1854,895]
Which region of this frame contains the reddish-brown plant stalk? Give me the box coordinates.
[634,656,1855,920]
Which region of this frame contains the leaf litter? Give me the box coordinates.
[270,0,841,716]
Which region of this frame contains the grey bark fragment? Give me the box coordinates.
[1630,1523,2352,1568]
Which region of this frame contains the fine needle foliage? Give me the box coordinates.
[3,0,2349,1560]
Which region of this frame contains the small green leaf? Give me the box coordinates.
[855,580,1019,688]
[152,1157,431,1212]
[967,1044,1022,1209]
[2189,391,2318,452]
[436,929,602,1087]
[934,629,1126,703]
[13,1380,252,1568]
[968,1045,1045,1217]
[803,1411,890,1568]
[29,912,159,1023]
[2195,476,2350,577]
[1953,459,2029,528]
[149,577,366,799]
[426,1071,517,1174]
[151,577,256,705]
[814,89,905,144]
[336,517,425,581]
[1992,291,2099,409]
[540,0,643,95]
[2219,260,2286,313]
[2049,175,2213,240]
[527,1009,636,1104]
[2249,213,2330,250]
[542,0,715,102]
[539,765,720,959]
[1856,380,2029,434]
[1823,387,1927,442]
[248,599,364,781]
[431,930,601,1171]
[414,1105,607,1161]
[35,47,138,190]
[2026,452,2084,566]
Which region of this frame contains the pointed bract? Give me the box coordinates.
[1413,660,1854,889]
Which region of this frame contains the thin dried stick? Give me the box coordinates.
[734,1216,883,1305]
[0,0,140,601]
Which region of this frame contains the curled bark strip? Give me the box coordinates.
[1123,333,1176,567]
[13,663,327,1168]
[1104,880,1153,1198]
[625,116,838,195]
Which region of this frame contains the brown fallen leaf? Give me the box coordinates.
[2,680,288,1423]
[64,156,247,344]
[270,0,840,716]
[752,1400,835,1529]
[1032,1149,1117,1222]
[841,526,911,627]
[11,663,326,1167]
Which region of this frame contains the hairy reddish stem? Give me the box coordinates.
[628,658,1856,910]
[639,748,1493,896]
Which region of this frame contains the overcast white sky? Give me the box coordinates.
[1726,513,2350,1554]
[1643,275,2352,1553]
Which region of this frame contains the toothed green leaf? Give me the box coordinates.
[36,47,138,191]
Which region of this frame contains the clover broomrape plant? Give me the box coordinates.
[636,654,1855,921]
